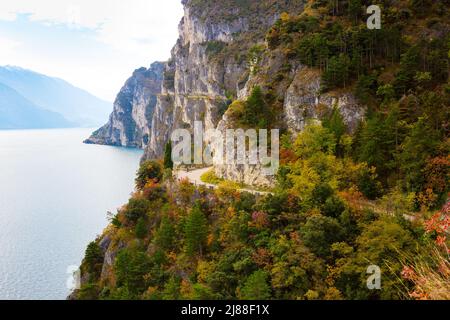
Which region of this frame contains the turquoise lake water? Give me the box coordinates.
[0,128,143,299]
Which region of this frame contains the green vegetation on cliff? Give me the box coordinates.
[76,115,448,299]
[75,0,449,300]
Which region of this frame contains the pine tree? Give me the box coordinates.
[154,215,175,250]
[114,249,151,295]
[135,217,147,239]
[323,107,347,156]
[240,270,271,300]
[399,117,440,192]
[164,141,174,170]
[84,242,103,274]
[241,86,272,128]
[184,203,208,257]
[348,0,362,23]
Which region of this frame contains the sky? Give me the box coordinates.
[0,0,184,101]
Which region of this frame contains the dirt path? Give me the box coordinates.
[174,167,272,196]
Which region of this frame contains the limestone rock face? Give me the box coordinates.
[85,62,164,148]
[139,1,364,187]
[143,9,244,159]
[143,1,305,161]
[213,113,276,187]
[284,67,365,135]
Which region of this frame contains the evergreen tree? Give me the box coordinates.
[124,198,151,223]
[348,0,362,23]
[242,86,272,128]
[322,54,351,90]
[394,46,420,95]
[240,270,271,300]
[356,112,398,181]
[83,242,103,275]
[323,107,347,156]
[114,248,151,295]
[300,214,344,258]
[135,217,147,239]
[154,215,175,250]
[164,141,174,170]
[184,203,208,256]
[162,276,181,300]
[399,117,440,192]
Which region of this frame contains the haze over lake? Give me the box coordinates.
[0,128,142,299]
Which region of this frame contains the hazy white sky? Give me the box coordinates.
[0,0,184,101]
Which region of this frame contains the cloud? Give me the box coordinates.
[0,0,184,101]
[0,0,183,55]
[0,11,16,21]
[0,36,21,61]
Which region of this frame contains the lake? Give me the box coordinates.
[0,128,143,299]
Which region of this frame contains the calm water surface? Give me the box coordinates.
[0,128,143,299]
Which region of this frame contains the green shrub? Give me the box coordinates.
[114,248,152,295]
[135,217,148,239]
[136,161,163,190]
[83,242,104,276]
[124,198,151,223]
[240,270,271,300]
[201,169,224,185]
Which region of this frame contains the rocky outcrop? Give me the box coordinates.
[139,1,366,187]
[85,62,164,148]
[284,66,365,135]
[143,0,305,160]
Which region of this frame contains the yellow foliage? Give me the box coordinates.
[216,181,240,199]
[197,260,215,284]
[324,287,344,300]
[207,233,215,246]
[201,169,223,185]
[288,160,321,200]
[180,279,193,298]
[305,290,319,300]
[226,100,245,121]
[280,12,290,22]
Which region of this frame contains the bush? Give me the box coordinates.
[322,196,346,218]
[228,87,274,129]
[312,183,334,206]
[135,217,148,239]
[114,248,152,295]
[300,215,344,258]
[154,216,175,250]
[136,161,163,190]
[240,270,271,300]
[201,169,224,185]
[357,166,383,200]
[83,242,104,276]
[77,284,99,300]
[124,198,151,223]
[205,41,226,57]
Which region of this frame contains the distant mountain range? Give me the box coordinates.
[0,66,111,129]
[0,82,74,129]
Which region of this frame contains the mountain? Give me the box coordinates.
[72,0,449,301]
[0,82,73,129]
[84,62,164,148]
[0,66,111,127]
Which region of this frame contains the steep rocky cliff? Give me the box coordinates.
[143,0,306,161]
[141,0,365,186]
[85,62,164,148]
[86,0,367,186]
[72,0,450,301]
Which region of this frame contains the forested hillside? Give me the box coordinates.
[73,0,449,300]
